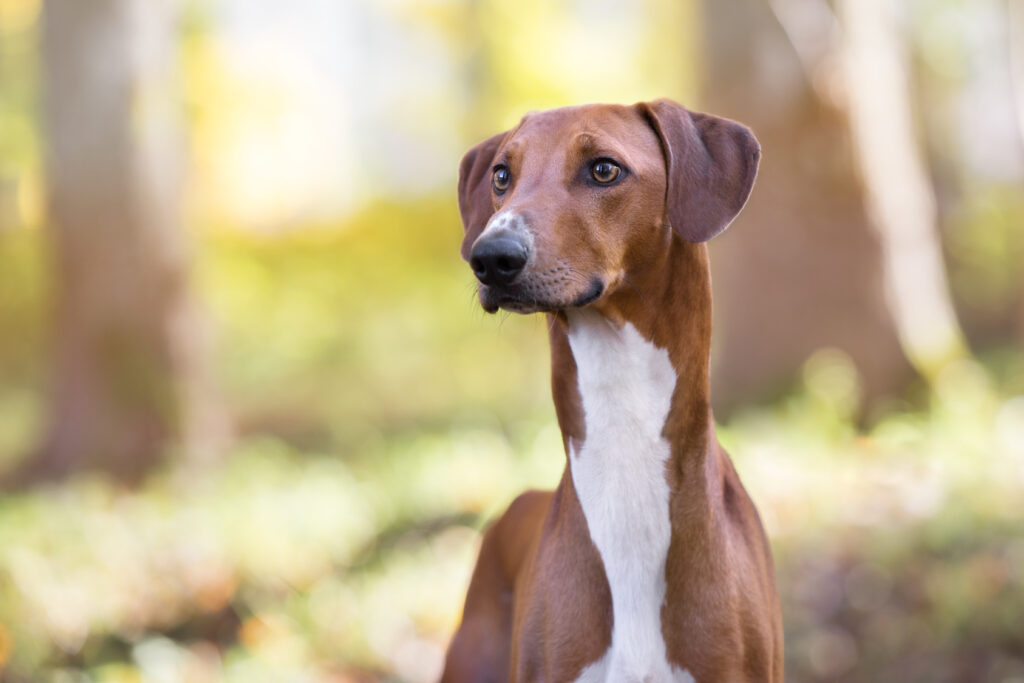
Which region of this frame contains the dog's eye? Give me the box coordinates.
[492,166,511,194]
[591,160,621,184]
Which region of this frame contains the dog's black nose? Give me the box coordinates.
[470,236,528,286]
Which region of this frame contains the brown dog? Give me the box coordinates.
[441,100,783,682]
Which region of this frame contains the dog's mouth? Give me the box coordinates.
[479,278,605,315]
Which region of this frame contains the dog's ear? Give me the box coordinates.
[638,99,761,243]
[458,130,508,260]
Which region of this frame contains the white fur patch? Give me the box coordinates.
[566,310,694,683]
[479,209,532,244]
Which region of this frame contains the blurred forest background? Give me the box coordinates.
[0,0,1023,681]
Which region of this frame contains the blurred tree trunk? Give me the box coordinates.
[20,0,217,484]
[835,0,967,377]
[1011,0,1024,344]
[702,0,915,414]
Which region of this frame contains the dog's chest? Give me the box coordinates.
[564,311,694,683]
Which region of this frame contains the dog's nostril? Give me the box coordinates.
[471,257,487,278]
[496,256,511,272]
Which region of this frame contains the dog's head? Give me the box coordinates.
[457,99,760,314]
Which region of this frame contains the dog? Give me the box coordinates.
[441,99,783,682]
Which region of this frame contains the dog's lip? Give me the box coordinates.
[479,278,606,314]
[483,291,538,314]
[570,278,605,308]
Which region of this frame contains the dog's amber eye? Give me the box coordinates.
[492,166,511,194]
[591,160,621,184]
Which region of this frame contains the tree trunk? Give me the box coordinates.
[836,0,968,377]
[701,0,916,415]
[1010,0,1024,345]
[23,0,213,483]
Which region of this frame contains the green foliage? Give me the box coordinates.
[0,229,46,470]
[946,186,1024,325]
[196,200,553,455]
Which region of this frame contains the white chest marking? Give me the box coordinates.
[566,310,694,683]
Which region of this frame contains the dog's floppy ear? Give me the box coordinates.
[639,99,761,243]
[458,130,508,260]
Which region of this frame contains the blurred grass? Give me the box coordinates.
[0,202,1023,681]
[196,200,552,454]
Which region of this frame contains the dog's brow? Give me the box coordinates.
[575,133,596,151]
[497,141,521,166]
[571,131,635,161]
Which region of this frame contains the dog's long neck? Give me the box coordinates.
[547,239,718,677]
[548,238,716,484]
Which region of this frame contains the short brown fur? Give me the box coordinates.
[443,100,783,682]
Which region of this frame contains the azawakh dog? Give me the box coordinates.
[442,100,783,683]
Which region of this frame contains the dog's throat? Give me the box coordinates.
[565,309,690,681]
